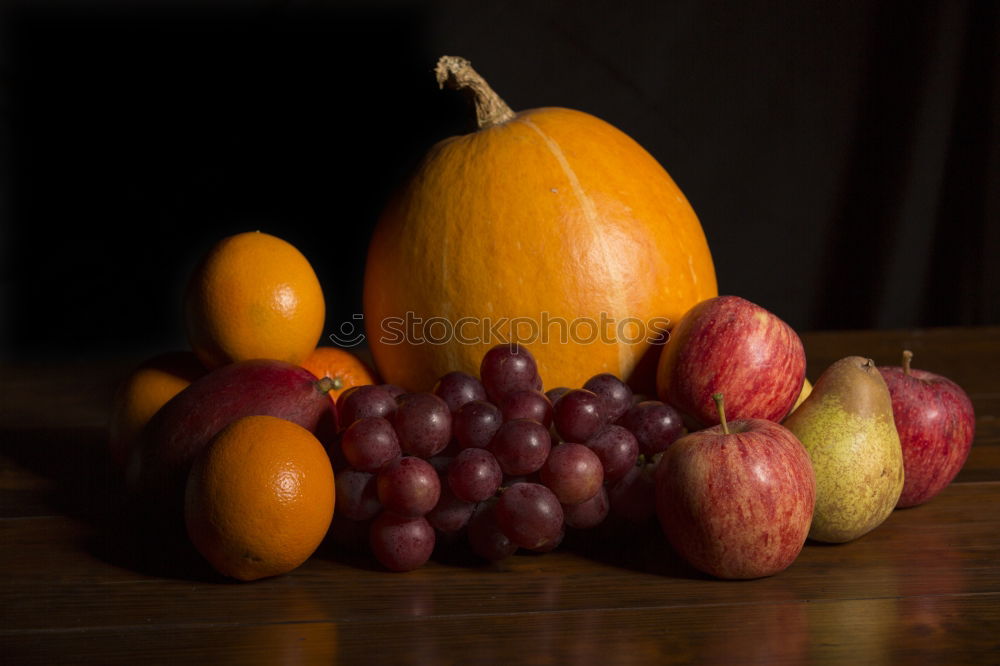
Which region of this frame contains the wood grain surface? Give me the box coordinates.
[1,327,998,664]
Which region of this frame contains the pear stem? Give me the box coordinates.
[435,55,516,129]
[712,393,730,435]
[902,350,913,376]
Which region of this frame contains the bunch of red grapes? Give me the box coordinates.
[330,344,685,572]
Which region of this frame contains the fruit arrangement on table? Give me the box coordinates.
[110,56,976,582]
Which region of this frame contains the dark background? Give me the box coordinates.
[1,0,997,362]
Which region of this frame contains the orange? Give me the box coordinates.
[184,231,326,369]
[300,347,378,403]
[108,350,206,469]
[185,415,335,581]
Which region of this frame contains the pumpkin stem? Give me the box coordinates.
[435,55,516,129]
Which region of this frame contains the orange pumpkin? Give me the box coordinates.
[364,56,717,392]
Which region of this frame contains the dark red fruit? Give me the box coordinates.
[433,371,488,413]
[553,389,605,443]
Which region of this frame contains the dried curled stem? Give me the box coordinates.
[435,55,515,129]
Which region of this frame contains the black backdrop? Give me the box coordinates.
[2,0,997,361]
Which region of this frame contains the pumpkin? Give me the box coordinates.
[364,56,717,392]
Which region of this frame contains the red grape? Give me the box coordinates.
[340,417,401,473]
[338,385,397,429]
[392,392,452,458]
[619,400,684,456]
[585,424,639,484]
[467,500,518,561]
[433,371,487,412]
[539,442,604,505]
[380,384,407,399]
[453,400,503,450]
[583,373,633,423]
[335,468,381,521]
[480,344,541,403]
[553,389,605,442]
[608,462,656,524]
[376,456,441,517]
[495,482,564,549]
[448,448,503,503]
[545,387,570,406]
[501,389,553,427]
[488,419,552,476]
[529,528,564,553]
[369,512,435,572]
[426,484,476,533]
[563,486,610,529]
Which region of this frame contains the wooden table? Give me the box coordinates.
[2,327,999,663]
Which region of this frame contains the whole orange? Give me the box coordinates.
[184,231,325,369]
[108,351,206,469]
[364,57,717,392]
[184,415,335,581]
[300,347,378,403]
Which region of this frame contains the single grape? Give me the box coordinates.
[335,468,381,521]
[608,462,656,524]
[433,371,488,413]
[338,385,397,429]
[426,484,476,533]
[495,482,564,550]
[488,419,552,476]
[619,400,684,456]
[501,389,553,427]
[467,499,518,561]
[545,387,570,407]
[369,512,435,572]
[563,486,610,529]
[448,448,503,503]
[585,424,640,484]
[553,389,605,442]
[480,344,541,403]
[392,393,453,458]
[380,384,407,399]
[376,456,441,517]
[340,417,402,473]
[529,528,564,553]
[583,373,633,423]
[631,393,653,405]
[453,400,503,450]
[539,442,604,505]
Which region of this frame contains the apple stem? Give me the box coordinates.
[712,393,730,434]
[902,350,913,376]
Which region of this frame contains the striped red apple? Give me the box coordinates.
[656,295,806,427]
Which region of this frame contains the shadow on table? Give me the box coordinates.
[0,426,224,582]
[314,501,712,580]
[1,425,713,581]
[561,521,714,581]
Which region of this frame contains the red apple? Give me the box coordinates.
[129,359,338,506]
[656,295,805,427]
[879,350,975,508]
[656,394,815,579]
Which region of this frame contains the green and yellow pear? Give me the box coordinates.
[783,356,903,543]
